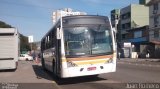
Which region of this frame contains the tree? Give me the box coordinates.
[0,21,12,28]
[19,34,31,52]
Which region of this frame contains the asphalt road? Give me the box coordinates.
[59,60,160,89]
[0,61,60,89]
[0,60,160,89]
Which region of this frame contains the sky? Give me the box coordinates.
[0,0,139,41]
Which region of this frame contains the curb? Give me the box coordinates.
[118,61,160,67]
[118,58,160,62]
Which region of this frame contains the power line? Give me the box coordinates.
[0,0,54,20]
[0,0,55,10]
[0,12,48,19]
[0,0,57,20]
[0,1,106,17]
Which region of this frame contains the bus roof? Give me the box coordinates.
[63,15,108,19]
[62,15,109,26]
[0,28,17,34]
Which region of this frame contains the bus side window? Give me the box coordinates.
[51,30,55,48]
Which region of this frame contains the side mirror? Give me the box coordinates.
[56,28,61,39]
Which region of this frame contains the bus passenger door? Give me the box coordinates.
[55,39,61,75]
[55,28,61,76]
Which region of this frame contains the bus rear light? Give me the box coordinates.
[67,61,78,67]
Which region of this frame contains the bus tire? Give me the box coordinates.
[52,60,60,79]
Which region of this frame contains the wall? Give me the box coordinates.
[131,4,149,28]
[149,3,160,28]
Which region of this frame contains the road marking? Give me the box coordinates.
[92,80,121,83]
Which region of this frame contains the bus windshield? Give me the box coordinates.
[64,25,113,57]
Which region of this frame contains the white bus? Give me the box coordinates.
[0,28,19,70]
[41,15,117,78]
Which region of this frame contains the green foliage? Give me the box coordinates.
[19,34,31,52]
[0,21,12,28]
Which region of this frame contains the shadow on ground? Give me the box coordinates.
[0,69,16,72]
[32,65,53,81]
[32,65,107,85]
[55,75,107,85]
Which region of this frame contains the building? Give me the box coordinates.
[120,4,149,41]
[52,8,87,24]
[110,9,120,43]
[111,9,120,29]
[147,0,160,58]
[113,0,151,58]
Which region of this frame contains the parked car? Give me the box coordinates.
[19,54,33,61]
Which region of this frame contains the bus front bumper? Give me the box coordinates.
[60,63,116,78]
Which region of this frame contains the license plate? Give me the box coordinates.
[87,67,96,71]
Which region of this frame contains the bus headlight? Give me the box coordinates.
[67,61,78,67]
[105,58,113,64]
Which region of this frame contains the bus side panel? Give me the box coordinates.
[0,60,17,70]
[43,49,54,72]
[0,28,18,70]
